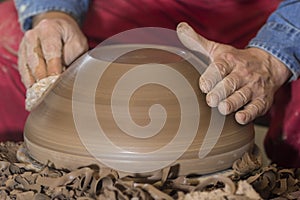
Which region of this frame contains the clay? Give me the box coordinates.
[24,44,255,177]
[25,75,60,111]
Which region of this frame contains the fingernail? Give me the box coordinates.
[218,101,230,115]
[235,112,247,125]
[206,93,219,107]
[199,78,211,93]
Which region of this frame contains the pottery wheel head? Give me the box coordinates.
[23,27,254,176]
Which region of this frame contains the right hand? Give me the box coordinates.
[18,11,88,88]
[177,22,291,125]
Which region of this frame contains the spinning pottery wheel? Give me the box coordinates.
[24,40,254,176]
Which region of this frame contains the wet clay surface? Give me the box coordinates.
[24,46,255,176]
[0,142,299,199]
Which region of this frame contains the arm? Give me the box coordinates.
[248,0,300,81]
[14,0,90,31]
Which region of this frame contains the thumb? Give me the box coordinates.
[176,22,215,58]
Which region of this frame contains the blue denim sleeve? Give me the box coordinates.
[14,0,90,31]
[248,0,300,81]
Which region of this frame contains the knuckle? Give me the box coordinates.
[222,52,236,61]
[38,19,55,28]
[238,87,252,103]
[249,98,269,116]
[213,62,228,78]
[24,29,36,40]
[247,103,259,114]
[236,91,248,104]
[223,76,237,91]
[257,97,268,108]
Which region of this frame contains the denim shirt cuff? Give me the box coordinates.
[14,0,90,31]
[248,22,300,81]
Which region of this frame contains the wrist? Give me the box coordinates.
[33,11,78,28]
[251,47,291,87]
[268,51,292,86]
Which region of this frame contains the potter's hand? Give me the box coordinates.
[176,22,291,124]
[18,11,88,88]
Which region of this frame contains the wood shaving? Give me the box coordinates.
[0,142,299,199]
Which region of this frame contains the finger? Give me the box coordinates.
[63,36,88,66]
[32,42,47,80]
[47,58,63,75]
[218,86,252,115]
[176,22,215,57]
[235,98,269,125]
[199,59,234,93]
[176,22,232,93]
[39,31,63,76]
[18,40,35,88]
[24,30,47,81]
[206,72,241,107]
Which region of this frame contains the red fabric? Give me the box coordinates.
[265,81,300,167]
[82,0,280,49]
[0,0,282,154]
[0,0,27,142]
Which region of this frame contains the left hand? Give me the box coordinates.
[18,11,88,88]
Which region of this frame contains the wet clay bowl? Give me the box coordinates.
[24,44,254,176]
